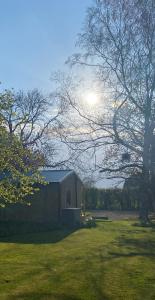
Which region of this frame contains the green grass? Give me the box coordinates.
[0,221,155,300]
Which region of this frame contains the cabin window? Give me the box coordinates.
[66,190,71,208]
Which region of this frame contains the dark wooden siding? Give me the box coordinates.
[0,183,60,224]
[0,172,83,224]
[60,173,83,211]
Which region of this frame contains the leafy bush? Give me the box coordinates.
[81,217,96,228]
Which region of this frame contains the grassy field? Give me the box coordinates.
[0,220,155,300]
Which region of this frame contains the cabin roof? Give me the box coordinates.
[40,169,74,183]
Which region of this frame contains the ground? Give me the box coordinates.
[89,210,138,220]
[0,217,155,300]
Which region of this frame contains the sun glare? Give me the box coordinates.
[85,92,98,106]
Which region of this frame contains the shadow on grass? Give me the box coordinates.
[109,236,155,258]
[0,226,76,244]
[85,274,111,300]
[7,292,81,300]
[7,290,110,300]
[109,251,155,257]
[133,221,155,229]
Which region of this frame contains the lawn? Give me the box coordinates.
[0,220,155,300]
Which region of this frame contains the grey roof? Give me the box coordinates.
[40,169,74,183]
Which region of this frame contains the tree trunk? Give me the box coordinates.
[140,120,151,223]
[139,189,150,224]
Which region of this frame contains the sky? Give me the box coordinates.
[0,0,92,92]
[0,0,122,188]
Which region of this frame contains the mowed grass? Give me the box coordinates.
[0,221,155,300]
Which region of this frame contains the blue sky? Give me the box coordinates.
[0,0,121,187]
[0,0,92,91]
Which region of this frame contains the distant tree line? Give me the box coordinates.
[84,188,154,211]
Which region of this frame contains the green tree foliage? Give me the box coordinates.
[0,91,45,207]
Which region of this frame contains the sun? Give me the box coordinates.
[85,92,98,106]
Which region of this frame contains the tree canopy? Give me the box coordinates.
[0,91,45,207]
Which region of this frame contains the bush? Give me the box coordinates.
[81,217,96,228]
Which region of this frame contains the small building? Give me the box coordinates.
[0,170,83,226]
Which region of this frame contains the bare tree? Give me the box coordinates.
[58,0,155,222]
[1,89,66,166]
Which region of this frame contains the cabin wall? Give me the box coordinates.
[0,173,83,224]
[76,177,83,208]
[60,174,83,210]
[0,183,60,224]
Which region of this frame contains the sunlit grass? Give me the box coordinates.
[0,220,155,300]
